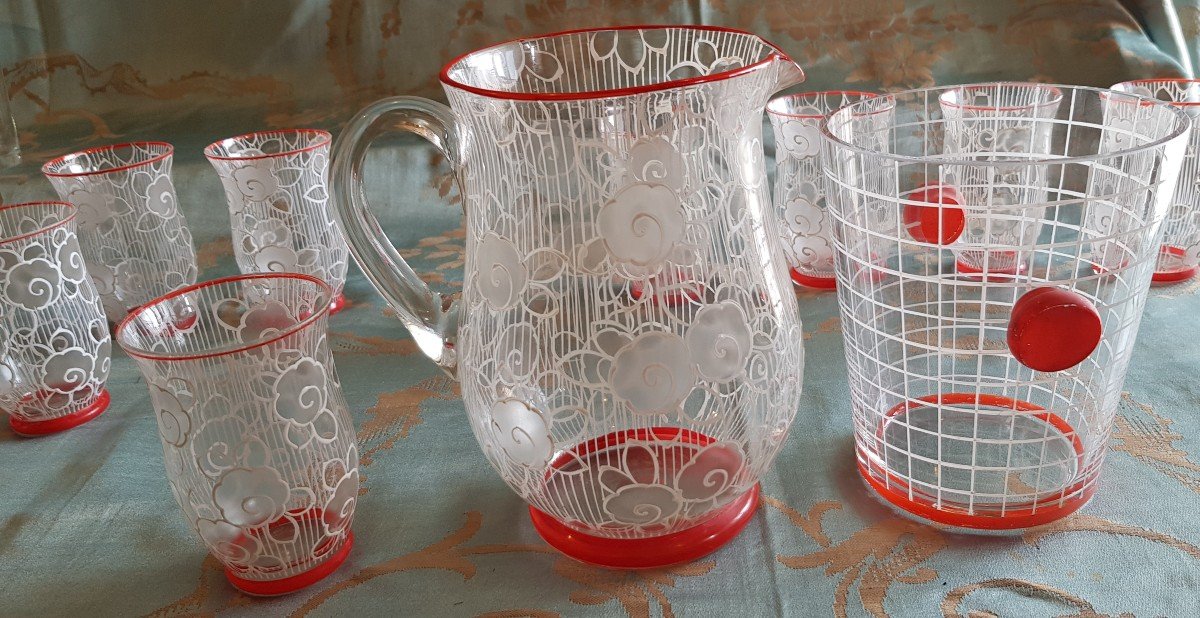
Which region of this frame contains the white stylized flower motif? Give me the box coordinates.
[624,137,687,192]
[782,196,834,270]
[489,398,554,468]
[56,241,88,284]
[231,163,280,201]
[147,382,192,447]
[67,186,129,230]
[197,518,258,567]
[253,244,300,273]
[686,302,752,381]
[212,466,291,527]
[244,217,291,251]
[778,119,821,159]
[144,173,178,218]
[3,258,61,310]
[272,358,330,427]
[42,348,96,395]
[323,466,359,535]
[192,414,271,478]
[597,183,687,275]
[675,441,744,502]
[610,331,695,415]
[475,233,527,310]
[993,126,1036,153]
[113,258,154,303]
[495,322,539,382]
[782,193,824,236]
[237,300,298,342]
[604,483,683,526]
[596,441,682,528]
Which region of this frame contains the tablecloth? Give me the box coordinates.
[3,1,1200,615]
[1,111,1199,617]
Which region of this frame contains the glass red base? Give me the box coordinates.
[1152,246,1197,284]
[954,254,1026,280]
[328,293,347,315]
[225,530,355,597]
[861,393,1095,531]
[529,484,760,569]
[8,389,110,437]
[790,268,837,290]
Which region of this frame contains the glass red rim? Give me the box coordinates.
[939,83,1064,112]
[203,129,333,161]
[42,141,174,178]
[1112,78,1200,107]
[438,24,795,102]
[767,90,882,119]
[0,201,77,245]
[115,273,333,362]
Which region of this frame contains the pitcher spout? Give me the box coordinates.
[771,54,806,94]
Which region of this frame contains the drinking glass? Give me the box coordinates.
[1111,79,1200,283]
[116,273,358,595]
[205,130,349,313]
[822,84,1188,531]
[939,83,1063,277]
[0,202,111,436]
[768,90,880,289]
[43,141,198,320]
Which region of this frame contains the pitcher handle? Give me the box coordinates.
[330,96,462,375]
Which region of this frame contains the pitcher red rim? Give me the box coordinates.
[0,201,77,245]
[115,273,333,362]
[42,141,174,178]
[203,129,333,161]
[438,24,795,102]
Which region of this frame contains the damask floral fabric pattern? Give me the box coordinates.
[3,1,1200,615]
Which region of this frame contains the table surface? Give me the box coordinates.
[2,121,1200,618]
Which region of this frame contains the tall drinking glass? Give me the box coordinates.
[0,202,111,436]
[116,273,358,595]
[205,130,349,313]
[43,142,198,320]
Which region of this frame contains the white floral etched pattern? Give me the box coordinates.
[939,84,1061,273]
[598,183,688,276]
[206,130,348,308]
[475,233,528,310]
[117,275,357,583]
[611,332,696,415]
[769,91,880,283]
[375,27,810,541]
[686,302,753,381]
[489,399,555,467]
[1111,79,1200,275]
[43,142,198,319]
[0,202,110,426]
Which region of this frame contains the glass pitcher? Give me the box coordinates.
[331,26,806,568]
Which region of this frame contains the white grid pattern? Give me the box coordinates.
[821,84,1190,529]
